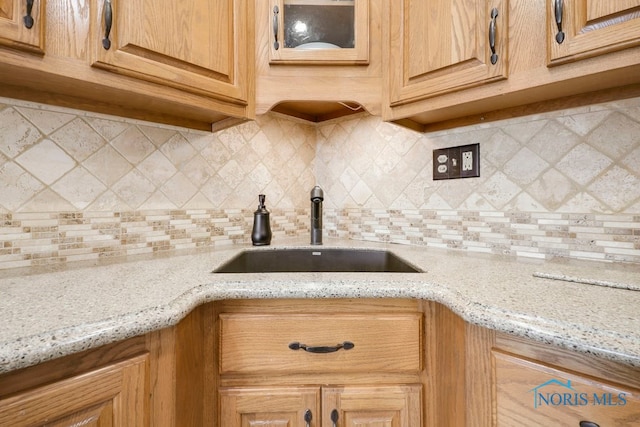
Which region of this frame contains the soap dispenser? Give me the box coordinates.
[251,194,272,246]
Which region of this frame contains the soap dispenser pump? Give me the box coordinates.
[251,194,272,246]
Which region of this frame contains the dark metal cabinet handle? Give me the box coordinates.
[554,0,565,44]
[273,5,280,50]
[579,422,600,427]
[489,8,499,65]
[331,409,339,427]
[24,0,34,29]
[102,0,113,50]
[304,409,312,427]
[288,341,354,354]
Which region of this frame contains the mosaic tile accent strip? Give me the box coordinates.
[0,209,309,270]
[325,208,640,263]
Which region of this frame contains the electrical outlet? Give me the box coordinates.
[433,143,480,180]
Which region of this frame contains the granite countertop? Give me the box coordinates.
[1,238,640,374]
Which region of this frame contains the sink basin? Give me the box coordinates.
[213,248,421,273]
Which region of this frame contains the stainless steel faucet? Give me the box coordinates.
[310,186,324,245]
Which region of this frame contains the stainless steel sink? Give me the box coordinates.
[213,248,421,273]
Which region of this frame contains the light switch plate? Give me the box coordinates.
[433,143,480,180]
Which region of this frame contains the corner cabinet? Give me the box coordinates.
[91,0,250,105]
[547,0,640,66]
[254,0,384,122]
[0,0,44,54]
[389,0,509,106]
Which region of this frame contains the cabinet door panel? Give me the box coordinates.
[268,0,370,64]
[389,0,508,105]
[548,0,640,65]
[219,387,320,427]
[322,385,422,427]
[0,0,44,53]
[0,354,148,427]
[91,0,248,104]
[493,350,640,427]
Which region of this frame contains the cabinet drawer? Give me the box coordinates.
[493,350,640,426]
[219,313,422,374]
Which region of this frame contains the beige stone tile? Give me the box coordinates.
[503,147,549,186]
[15,139,75,185]
[111,127,155,164]
[528,120,581,163]
[556,144,613,186]
[160,172,198,208]
[50,118,105,161]
[0,162,44,210]
[527,169,576,211]
[159,133,196,169]
[112,169,156,209]
[586,112,640,160]
[83,145,133,186]
[15,106,75,135]
[51,167,107,209]
[138,151,177,183]
[0,108,42,158]
[588,166,640,212]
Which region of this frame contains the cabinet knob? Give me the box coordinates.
[23,0,34,29]
[579,422,600,427]
[304,409,312,427]
[554,0,565,44]
[331,409,339,427]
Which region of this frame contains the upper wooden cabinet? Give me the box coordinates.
[0,0,253,131]
[0,0,44,54]
[254,0,383,122]
[268,0,369,65]
[547,0,640,66]
[91,0,249,105]
[385,0,640,132]
[389,0,509,106]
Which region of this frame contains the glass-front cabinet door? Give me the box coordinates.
[269,0,369,64]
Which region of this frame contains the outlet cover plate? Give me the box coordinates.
[433,143,480,180]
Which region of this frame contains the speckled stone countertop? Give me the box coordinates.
[1,238,640,374]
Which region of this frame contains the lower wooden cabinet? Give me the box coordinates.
[219,384,422,427]
[216,299,426,427]
[492,335,640,427]
[0,354,148,426]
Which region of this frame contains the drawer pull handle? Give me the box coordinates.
[579,422,600,427]
[331,409,339,427]
[24,0,34,29]
[288,341,354,353]
[304,409,312,427]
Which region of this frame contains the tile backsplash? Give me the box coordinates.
[0,96,639,269]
